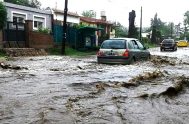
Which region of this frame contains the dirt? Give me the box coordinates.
[0,47,189,124]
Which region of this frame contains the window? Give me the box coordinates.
[12,12,27,28]
[33,16,46,30]
[128,41,134,49]
[131,40,139,49]
[101,40,126,49]
[136,40,144,49]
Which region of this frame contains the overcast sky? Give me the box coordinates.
[39,0,189,27]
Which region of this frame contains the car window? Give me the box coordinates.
[136,40,144,49]
[128,41,134,49]
[101,40,126,49]
[131,40,139,49]
[162,39,174,43]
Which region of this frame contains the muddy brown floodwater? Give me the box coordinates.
[0,47,189,124]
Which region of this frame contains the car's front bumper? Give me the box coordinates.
[97,56,130,64]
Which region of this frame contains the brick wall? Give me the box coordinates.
[24,20,54,49]
[29,31,54,49]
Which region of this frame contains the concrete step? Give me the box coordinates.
[2,48,48,57]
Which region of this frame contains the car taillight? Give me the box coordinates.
[122,49,129,57]
[97,50,104,56]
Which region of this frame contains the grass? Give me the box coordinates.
[144,43,157,48]
[0,50,7,61]
[47,47,97,57]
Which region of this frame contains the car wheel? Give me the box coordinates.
[147,54,151,60]
[160,48,163,51]
[129,57,135,64]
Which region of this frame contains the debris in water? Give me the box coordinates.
[160,77,189,96]
[129,70,164,83]
[0,62,28,70]
[151,55,176,66]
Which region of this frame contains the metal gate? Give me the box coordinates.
[3,21,26,48]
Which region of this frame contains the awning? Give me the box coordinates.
[79,26,103,31]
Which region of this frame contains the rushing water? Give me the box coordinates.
[0,47,189,124]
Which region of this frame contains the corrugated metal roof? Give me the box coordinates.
[80,17,113,25]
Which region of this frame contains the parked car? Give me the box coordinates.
[97,38,150,64]
[177,40,188,47]
[160,39,177,51]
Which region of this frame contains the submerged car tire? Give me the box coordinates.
[129,57,136,64]
[147,54,151,60]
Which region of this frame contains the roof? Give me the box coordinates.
[53,9,80,17]
[80,17,113,25]
[4,2,52,15]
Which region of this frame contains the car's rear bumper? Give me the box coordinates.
[161,46,176,50]
[97,56,130,64]
[177,43,188,47]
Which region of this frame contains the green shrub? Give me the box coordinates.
[0,2,7,29]
[37,27,51,34]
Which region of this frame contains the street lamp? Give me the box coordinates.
[62,0,68,55]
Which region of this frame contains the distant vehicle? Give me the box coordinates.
[97,38,150,64]
[177,40,188,47]
[160,39,177,51]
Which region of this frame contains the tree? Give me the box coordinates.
[0,2,7,29]
[28,0,41,9]
[4,0,41,9]
[128,10,138,38]
[114,22,128,37]
[82,10,96,18]
[184,11,189,25]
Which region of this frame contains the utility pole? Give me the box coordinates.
[139,6,142,42]
[61,0,68,55]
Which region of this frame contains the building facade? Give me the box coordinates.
[4,2,52,30]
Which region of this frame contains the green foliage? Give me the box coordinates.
[0,49,7,61]
[114,22,128,37]
[37,27,51,34]
[47,47,97,57]
[82,10,96,18]
[150,13,174,39]
[72,23,88,29]
[4,0,41,8]
[180,32,189,41]
[184,11,189,26]
[0,2,7,29]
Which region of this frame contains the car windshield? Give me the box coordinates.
[101,40,126,49]
[162,39,174,43]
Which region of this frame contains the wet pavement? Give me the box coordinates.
[0,47,189,124]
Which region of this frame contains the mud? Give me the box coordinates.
[1,47,189,124]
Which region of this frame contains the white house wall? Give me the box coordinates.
[55,14,80,24]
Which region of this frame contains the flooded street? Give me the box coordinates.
[1,47,189,124]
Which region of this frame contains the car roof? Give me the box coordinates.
[163,39,174,40]
[109,37,138,41]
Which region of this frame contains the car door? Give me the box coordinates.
[130,40,141,61]
[136,40,148,59]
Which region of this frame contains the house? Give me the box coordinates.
[52,8,80,26]
[3,2,53,30]
[80,12,115,46]
[1,1,54,49]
